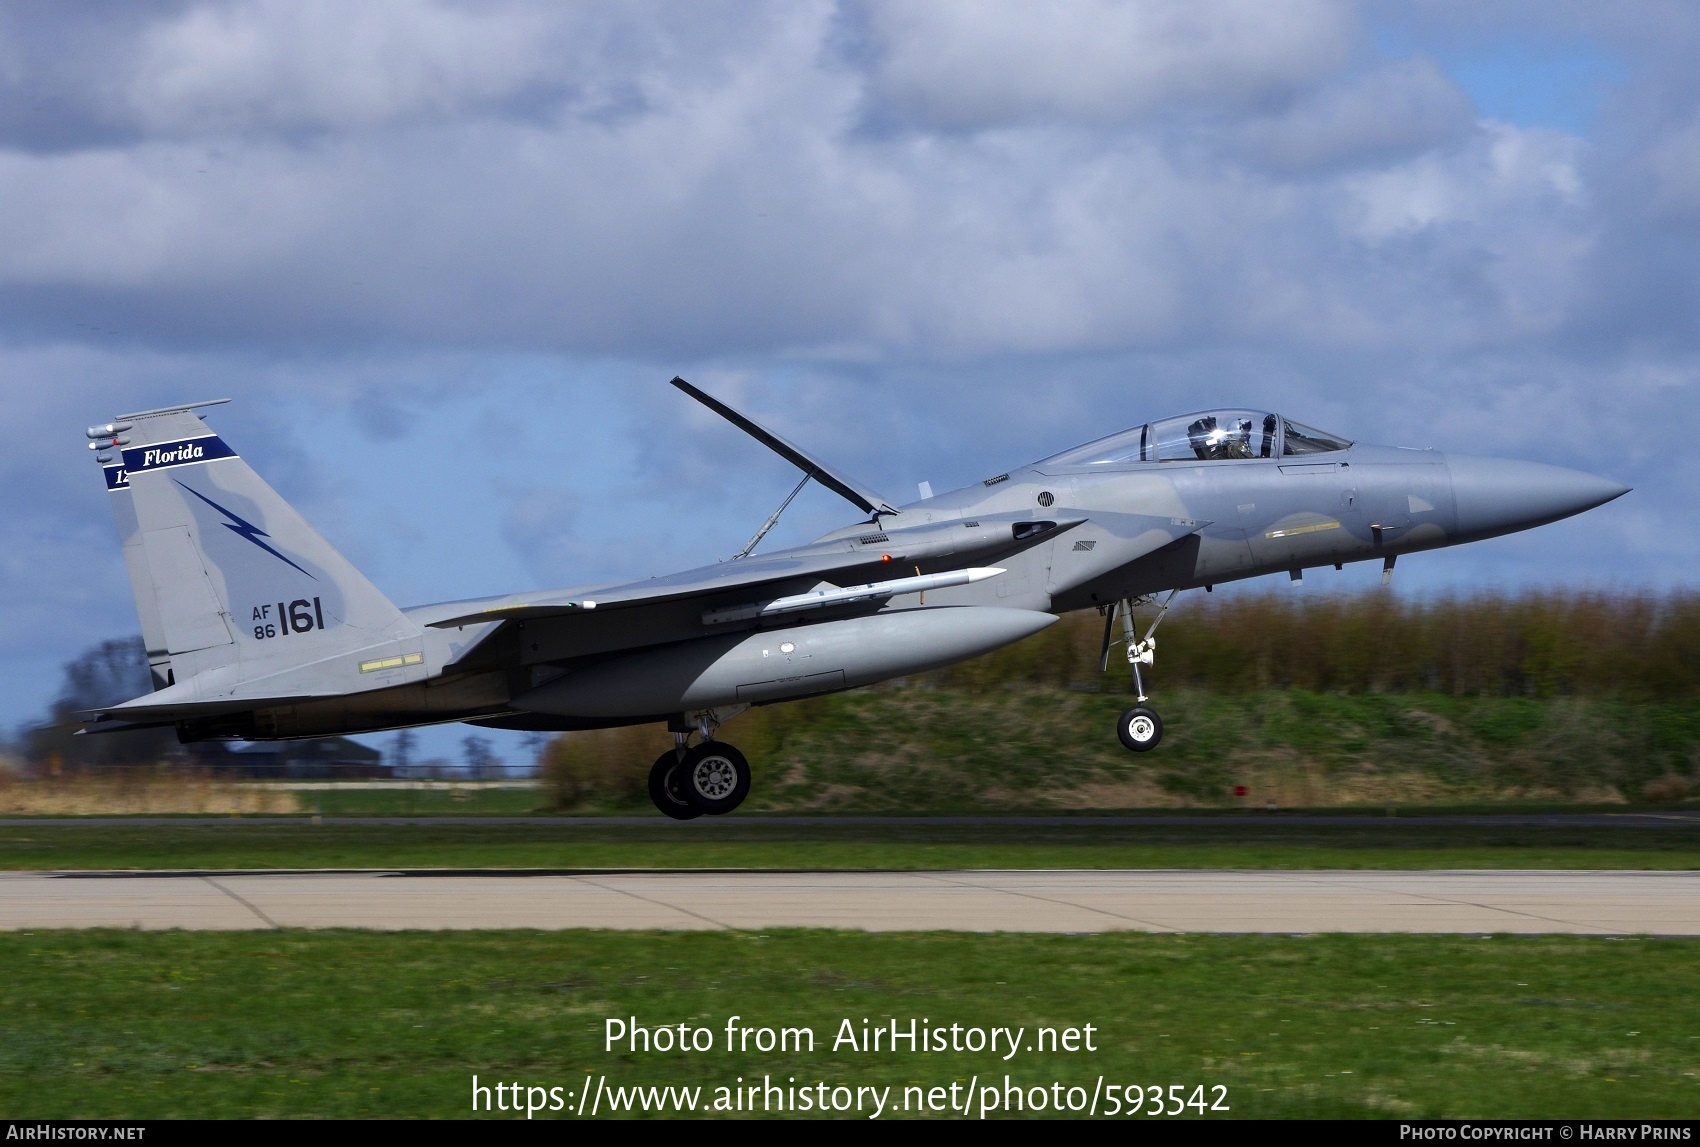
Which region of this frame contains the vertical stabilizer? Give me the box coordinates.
[92,401,424,702]
[100,456,174,690]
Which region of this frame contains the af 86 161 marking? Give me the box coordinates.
[250,598,324,641]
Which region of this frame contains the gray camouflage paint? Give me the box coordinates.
[87,390,1627,743]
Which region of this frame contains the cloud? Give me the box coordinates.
[852,0,1358,129]
[1642,116,1700,216]
[0,1,1693,736]
[126,0,567,135]
[0,1,1631,366]
[1232,57,1475,172]
[499,485,584,582]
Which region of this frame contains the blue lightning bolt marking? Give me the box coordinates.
[175,481,316,580]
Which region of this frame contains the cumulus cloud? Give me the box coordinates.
[0,0,1631,366]
[0,1,1692,731]
[1642,116,1700,216]
[1231,57,1474,172]
[499,486,584,582]
[853,0,1357,129]
[126,0,567,135]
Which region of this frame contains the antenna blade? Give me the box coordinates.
[670,376,898,517]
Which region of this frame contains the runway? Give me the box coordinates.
[4,812,1698,827]
[5,869,1698,934]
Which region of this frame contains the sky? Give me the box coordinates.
[2,1,1695,769]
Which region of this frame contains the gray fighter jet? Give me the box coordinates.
[83,379,1628,817]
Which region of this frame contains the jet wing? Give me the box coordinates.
[424,515,1085,629]
[425,551,903,629]
[670,376,899,517]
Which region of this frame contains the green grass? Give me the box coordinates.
[3,821,1697,872]
[2,929,1696,1119]
[545,687,1700,813]
[291,786,549,817]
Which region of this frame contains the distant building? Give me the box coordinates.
[185,737,386,778]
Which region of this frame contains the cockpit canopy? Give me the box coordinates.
[1038,410,1352,468]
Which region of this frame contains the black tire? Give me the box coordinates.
[677,742,752,815]
[1117,706,1163,752]
[648,750,702,820]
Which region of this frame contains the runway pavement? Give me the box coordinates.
[3,811,1698,828]
[4,869,1698,934]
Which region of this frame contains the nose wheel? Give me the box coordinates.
[1117,706,1163,752]
[1101,590,1179,753]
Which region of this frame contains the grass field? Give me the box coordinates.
[0,778,550,818]
[270,785,547,818]
[18,687,1700,815]
[546,686,1700,813]
[2,929,1696,1119]
[3,820,1697,872]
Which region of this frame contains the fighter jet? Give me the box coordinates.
[82,379,1628,818]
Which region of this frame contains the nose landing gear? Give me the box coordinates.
[1101,589,1179,753]
[1117,706,1163,752]
[648,708,753,818]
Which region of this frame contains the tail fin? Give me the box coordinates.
[92,400,421,701]
[99,449,174,691]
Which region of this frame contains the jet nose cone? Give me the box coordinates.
[1447,455,1631,542]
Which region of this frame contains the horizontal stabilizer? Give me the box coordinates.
[77,716,179,736]
[87,673,323,722]
[670,376,898,517]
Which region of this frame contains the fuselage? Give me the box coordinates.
[186,410,1621,742]
[878,439,1627,614]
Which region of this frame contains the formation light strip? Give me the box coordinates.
[1265,520,1341,540]
[359,652,424,673]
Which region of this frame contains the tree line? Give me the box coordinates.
[932,589,1700,698]
[15,589,1699,772]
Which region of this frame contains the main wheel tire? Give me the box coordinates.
[1117,706,1163,752]
[678,741,752,815]
[648,750,702,820]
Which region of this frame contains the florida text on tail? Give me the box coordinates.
[83,383,1627,817]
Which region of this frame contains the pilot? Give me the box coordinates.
[1225,418,1254,458]
[1187,416,1219,460]
[1187,416,1255,460]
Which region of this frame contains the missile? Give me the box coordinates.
[701,566,1005,625]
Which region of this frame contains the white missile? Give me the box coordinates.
[701,566,1006,625]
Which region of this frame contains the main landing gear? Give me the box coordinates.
[648,710,752,820]
[1101,589,1179,753]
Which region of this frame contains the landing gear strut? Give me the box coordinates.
[648,708,752,818]
[1101,589,1179,753]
